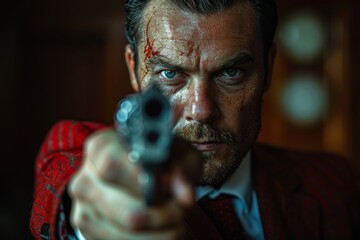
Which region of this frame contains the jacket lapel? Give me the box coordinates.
[252,144,321,240]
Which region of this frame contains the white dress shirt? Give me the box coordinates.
[196,152,264,240]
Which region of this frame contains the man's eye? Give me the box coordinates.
[224,68,243,77]
[157,69,186,87]
[215,68,246,86]
[160,70,178,79]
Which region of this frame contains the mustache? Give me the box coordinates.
[173,123,235,143]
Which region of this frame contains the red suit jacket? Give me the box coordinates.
[30,120,360,239]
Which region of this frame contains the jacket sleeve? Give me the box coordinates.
[30,120,107,240]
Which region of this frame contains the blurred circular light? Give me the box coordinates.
[279,11,325,62]
[116,109,128,123]
[280,73,328,126]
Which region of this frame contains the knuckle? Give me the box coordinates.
[85,134,126,174]
[68,174,81,197]
[84,134,100,154]
[99,156,129,184]
[70,207,84,228]
[71,212,82,228]
[97,154,118,179]
[68,173,92,200]
[78,211,90,228]
[123,210,147,230]
[85,129,115,154]
[69,214,78,228]
[71,204,93,231]
[75,215,89,231]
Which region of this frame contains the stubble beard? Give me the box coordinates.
[173,120,261,188]
[199,146,241,188]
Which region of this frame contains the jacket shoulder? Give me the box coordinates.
[253,144,360,239]
[253,143,360,197]
[37,120,108,159]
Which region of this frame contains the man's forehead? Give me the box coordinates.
[139,0,257,42]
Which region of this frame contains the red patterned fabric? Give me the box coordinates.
[30,120,107,239]
[30,121,360,240]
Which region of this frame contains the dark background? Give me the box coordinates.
[0,0,359,239]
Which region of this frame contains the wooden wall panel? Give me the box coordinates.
[259,0,359,170]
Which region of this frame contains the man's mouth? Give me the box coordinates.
[190,141,223,151]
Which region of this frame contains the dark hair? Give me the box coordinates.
[125,0,277,62]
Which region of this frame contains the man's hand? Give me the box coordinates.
[68,129,200,240]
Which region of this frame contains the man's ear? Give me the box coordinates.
[263,43,277,92]
[125,44,140,92]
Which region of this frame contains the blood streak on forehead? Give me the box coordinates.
[141,9,196,80]
[144,13,160,61]
[144,13,194,60]
[178,41,194,57]
[140,11,161,80]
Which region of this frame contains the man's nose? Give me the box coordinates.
[184,81,219,123]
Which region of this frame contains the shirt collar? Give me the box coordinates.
[195,151,252,206]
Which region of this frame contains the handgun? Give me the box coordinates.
[114,85,173,205]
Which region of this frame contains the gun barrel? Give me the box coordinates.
[114,85,173,205]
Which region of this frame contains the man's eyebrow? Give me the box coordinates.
[215,53,254,71]
[146,53,254,71]
[147,56,187,70]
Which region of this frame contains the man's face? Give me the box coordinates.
[126,0,274,187]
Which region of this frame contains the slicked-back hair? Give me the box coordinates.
[125,0,277,64]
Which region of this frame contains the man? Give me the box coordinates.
[30,0,360,239]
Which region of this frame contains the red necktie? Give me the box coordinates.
[198,194,248,240]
